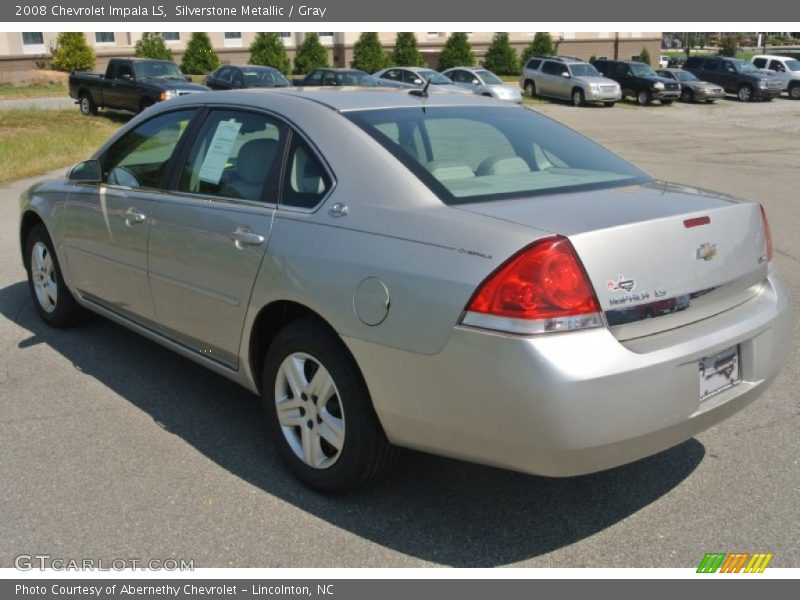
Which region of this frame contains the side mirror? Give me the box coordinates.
[561,71,571,78]
[413,78,423,85]
[120,73,132,81]
[471,78,480,85]
[68,159,102,183]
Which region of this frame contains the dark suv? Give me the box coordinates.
[683,56,782,101]
[592,59,681,105]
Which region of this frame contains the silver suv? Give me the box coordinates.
[520,56,622,107]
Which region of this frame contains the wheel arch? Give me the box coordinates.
[19,210,45,264]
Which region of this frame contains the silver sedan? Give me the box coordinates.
[19,89,792,492]
[441,66,524,103]
[373,66,473,95]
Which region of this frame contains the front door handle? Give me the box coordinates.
[124,207,147,226]
[231,227,265,249]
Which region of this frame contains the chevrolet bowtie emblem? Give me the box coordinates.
[696,243,717,261]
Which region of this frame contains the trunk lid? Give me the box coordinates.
[456,182,769,340]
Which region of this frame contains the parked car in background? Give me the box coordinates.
[205,65,292,90]
[656,68,725,103]
[520,56,621,107]
[19,89,791,492]
[592,59,680,105]
[373,67,472,94]
[683,56,782,102]
[69,58,209,115]
[751,55,800,99]
[441,67,523,103]
[294,68,379,87]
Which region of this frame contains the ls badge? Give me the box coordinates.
[695,243,718,261]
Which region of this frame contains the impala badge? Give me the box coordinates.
[607,275,636,292]
[696,243,717,261]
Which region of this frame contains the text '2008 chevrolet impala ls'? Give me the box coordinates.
[19,89,792,492]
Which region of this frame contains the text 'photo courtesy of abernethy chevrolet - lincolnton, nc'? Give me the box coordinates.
[20,81,792,492]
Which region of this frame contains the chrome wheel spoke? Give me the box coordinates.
[276,397,304,427]
[31,242,57,313]
[318,409,345,451]
[307,366,334,404]
[284,356,308,400]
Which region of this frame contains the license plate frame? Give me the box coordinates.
[699,345,740,402]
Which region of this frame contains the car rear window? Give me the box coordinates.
[346,106,649,205]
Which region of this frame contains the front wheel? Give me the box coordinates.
[681,88,694,103]
[737,85,753,102]
[789,84,800,100]
[24,223,85,328]
[636,90,651,106]
[572,89,585,107]
[263,319,395,493]
[524,80,536,97]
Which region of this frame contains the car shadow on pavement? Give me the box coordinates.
[0,280,704,567]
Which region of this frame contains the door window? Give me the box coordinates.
[101,109,195,190]
[752,57,767,68]
[305,70,323,85]
[769,60,785,72]
[177,110,285,202]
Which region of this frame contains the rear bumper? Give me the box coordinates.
[346,272,792,477]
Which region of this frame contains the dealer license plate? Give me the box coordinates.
[699,345,740,401]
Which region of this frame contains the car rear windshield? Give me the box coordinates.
[346,106,649,205]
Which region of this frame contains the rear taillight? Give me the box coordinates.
[461,236,603,335]
[760,204,773,264]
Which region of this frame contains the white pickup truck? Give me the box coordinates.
[751,54,800,99]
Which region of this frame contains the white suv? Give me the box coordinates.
[751,55,800,99]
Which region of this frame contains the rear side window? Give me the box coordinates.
[541,61,563,75]
[177,109,285,202]
[752,58,767,68]
[281,137,331,209]
[683,57,702,69]
[526,59,542,70]
[347,106,648,205]
[101,109,195,190]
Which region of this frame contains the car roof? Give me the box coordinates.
[175,87,509,112]
[752,54,794,60]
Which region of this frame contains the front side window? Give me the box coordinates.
[347,106,649,205]
[281,137,331,209]
[630,63,657,77]
[380,69,402,81]
[178,110,285,202]
[541,61,562,75]
[305,70,323,85]
[101,109,195,190]
[769,60,785,72]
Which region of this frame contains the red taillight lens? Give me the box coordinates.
[466,236,600,323]
[760,204,773,264]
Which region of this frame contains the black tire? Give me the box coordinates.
[524,80,536,97]
[24,223,85,328]
[139,98,155,113]
[790,83,800,100]
[681,88,694,103]
[78,92,97,116]
[603,102,615,108]
[262,319,395,493]
[636,89,651,106]
[737,84,753,102]
[571,88,585,107]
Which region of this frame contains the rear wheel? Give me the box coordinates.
[737,84,753,102]
[24,224,85,328]
[790,83,800,100]
[78,93,97,116]
[263,319,395,493]
[571,89,585,107]
[681,88,694,103]
[524,80,536,97]
[636,90,651,106]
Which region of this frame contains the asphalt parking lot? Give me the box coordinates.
[1,96,799,568]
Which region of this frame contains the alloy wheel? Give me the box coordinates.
[274,352,345,469]
[738,86,752,102]
[31,241,57,313]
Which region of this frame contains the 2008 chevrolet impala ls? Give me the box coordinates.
[19,89,792,492]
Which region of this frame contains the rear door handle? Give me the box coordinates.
[124,207,147,226]
[231,227,265,249]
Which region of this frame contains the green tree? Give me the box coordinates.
[638,46,651,65]
[249,32,291,74]
[521,32,556,62]
[134,33,173,61]
[718,34,739,57]
[293,33,329,75]
[180,32,220,74]
[392,32,424,67]
[51,32,95,72]
[437,32,475,71]
[351,32,391,72]
[483,32,519,75]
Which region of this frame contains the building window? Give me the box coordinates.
[563,32,576,40]
[319,32,334,44]
[427,32,441,37]
[279,32,293,46]
[597,55,608,61]
[224,32,243,47]
[598,32,611,39]
[21,32,46,54]
[161,32,180,43]
[95,32,115,45]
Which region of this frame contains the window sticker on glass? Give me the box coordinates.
[198,120,243,184]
